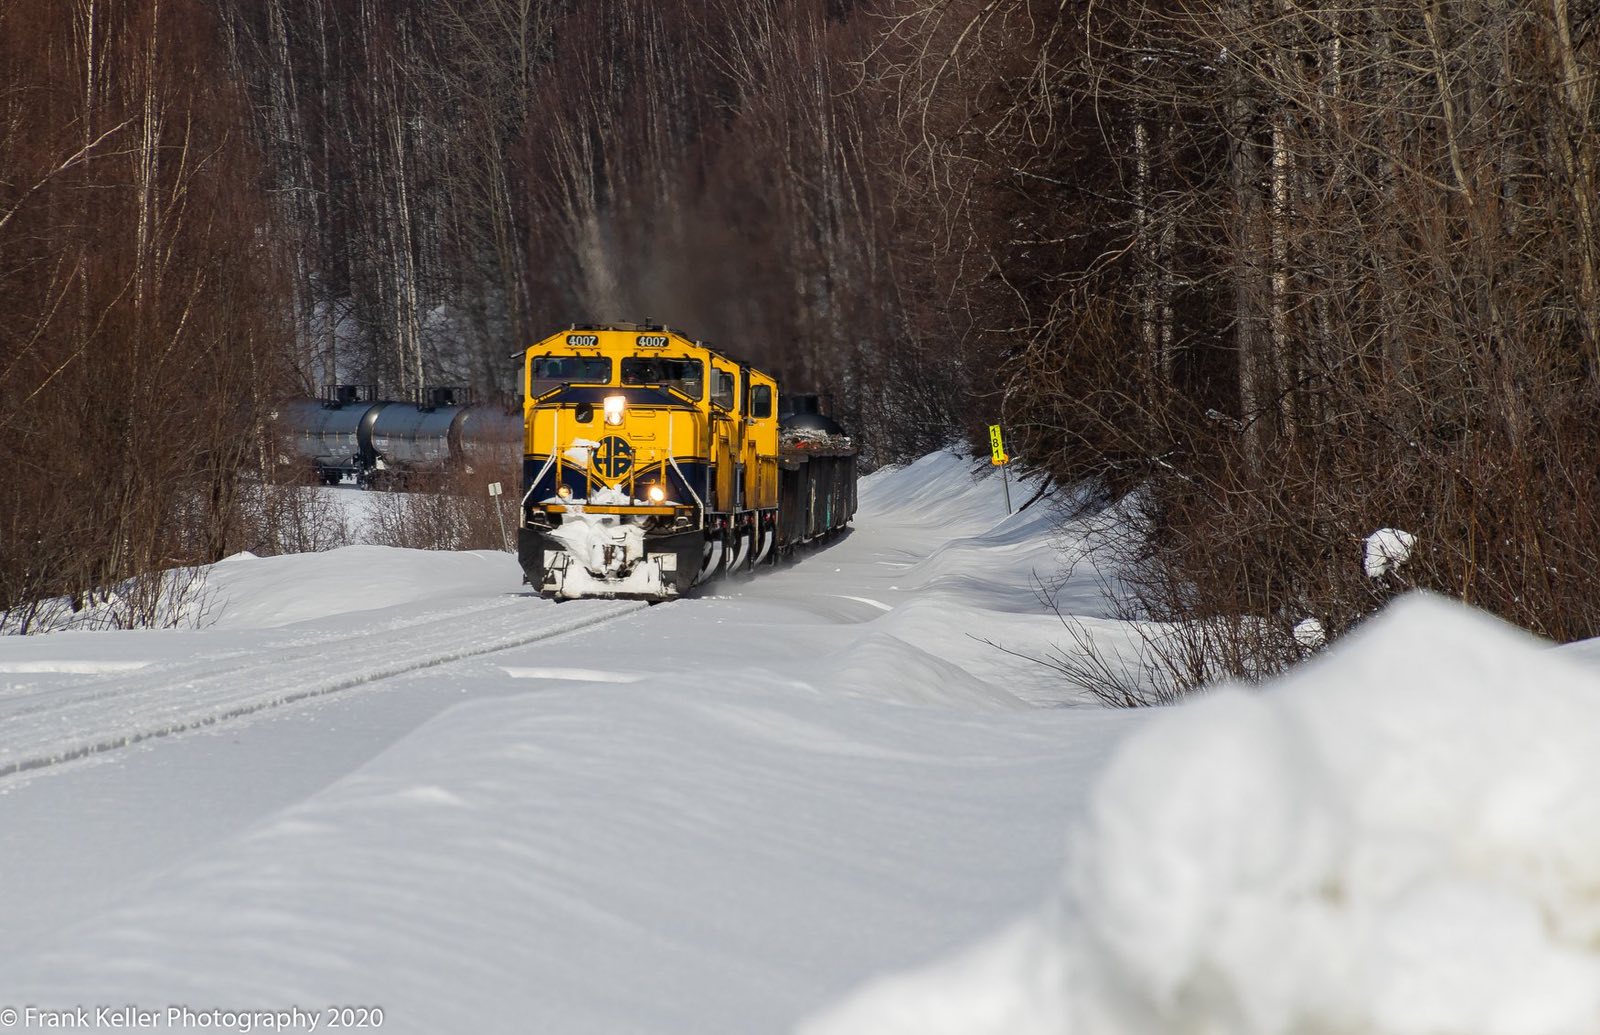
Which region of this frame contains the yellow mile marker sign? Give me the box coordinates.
[988,424,1008,465]
[988,424,1012,513]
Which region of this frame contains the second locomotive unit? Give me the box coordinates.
[518,323,856,601]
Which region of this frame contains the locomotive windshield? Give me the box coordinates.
[621,357,703,399]
[530,356,612,396]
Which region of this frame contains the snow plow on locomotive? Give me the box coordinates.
[517,324,857,602]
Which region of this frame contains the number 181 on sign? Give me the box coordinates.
[988,424,1008,466]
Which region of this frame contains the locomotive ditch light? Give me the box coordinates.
[646,484,666,503]
[603,395,626,426]
[556,484,573,500]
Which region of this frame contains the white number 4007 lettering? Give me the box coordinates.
[636,335,669,348]
[566,334,599,347]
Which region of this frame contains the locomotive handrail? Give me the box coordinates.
[520,408,560,510]
[667,415,706,514]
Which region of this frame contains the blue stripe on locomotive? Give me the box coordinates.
[522,456,711,505]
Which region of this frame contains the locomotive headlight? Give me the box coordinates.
[603,395,626,426]
[647,484,666,503]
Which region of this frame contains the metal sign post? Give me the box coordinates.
[988,424,1012,514]
[488,481,510,551]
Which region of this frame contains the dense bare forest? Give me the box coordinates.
[5,0,1600,689]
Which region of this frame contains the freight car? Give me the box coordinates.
[517,323,858,602]
[272,386,521,487]
[776,394,858,549]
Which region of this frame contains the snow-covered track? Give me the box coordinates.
[0,596,532,720]
[0,598,644,781]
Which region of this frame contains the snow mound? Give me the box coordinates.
[802,593,1600,1035]
[1365,527,1418,579]
[202,545,520,629]
[798,631,1028,710]
[859,452,1018,532]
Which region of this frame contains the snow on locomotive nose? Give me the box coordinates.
[516,324,856,602]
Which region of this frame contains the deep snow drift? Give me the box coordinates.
[804,595,1600,1035]
[3,453,1599,1035]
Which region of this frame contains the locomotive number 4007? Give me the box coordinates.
[566,334,600,347]
[636,334,669,348]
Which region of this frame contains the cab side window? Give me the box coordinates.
[712,370,736,410]
[751,385,773,419]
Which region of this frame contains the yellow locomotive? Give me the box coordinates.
[517,323,857,601]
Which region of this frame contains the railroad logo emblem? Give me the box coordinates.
[593,436,634,479]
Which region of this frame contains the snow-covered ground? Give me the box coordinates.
[3,453,1599,1034]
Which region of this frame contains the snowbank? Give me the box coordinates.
[201,545,520,629]
[1364,527,1418,580]
[803,593,1600,1035]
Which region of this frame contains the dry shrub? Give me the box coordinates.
[1045,365,1600,706]
[0,559,216,635]
[363,462,519,553]
[237,478,355,556]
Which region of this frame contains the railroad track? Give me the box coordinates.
[0,597,646,781]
